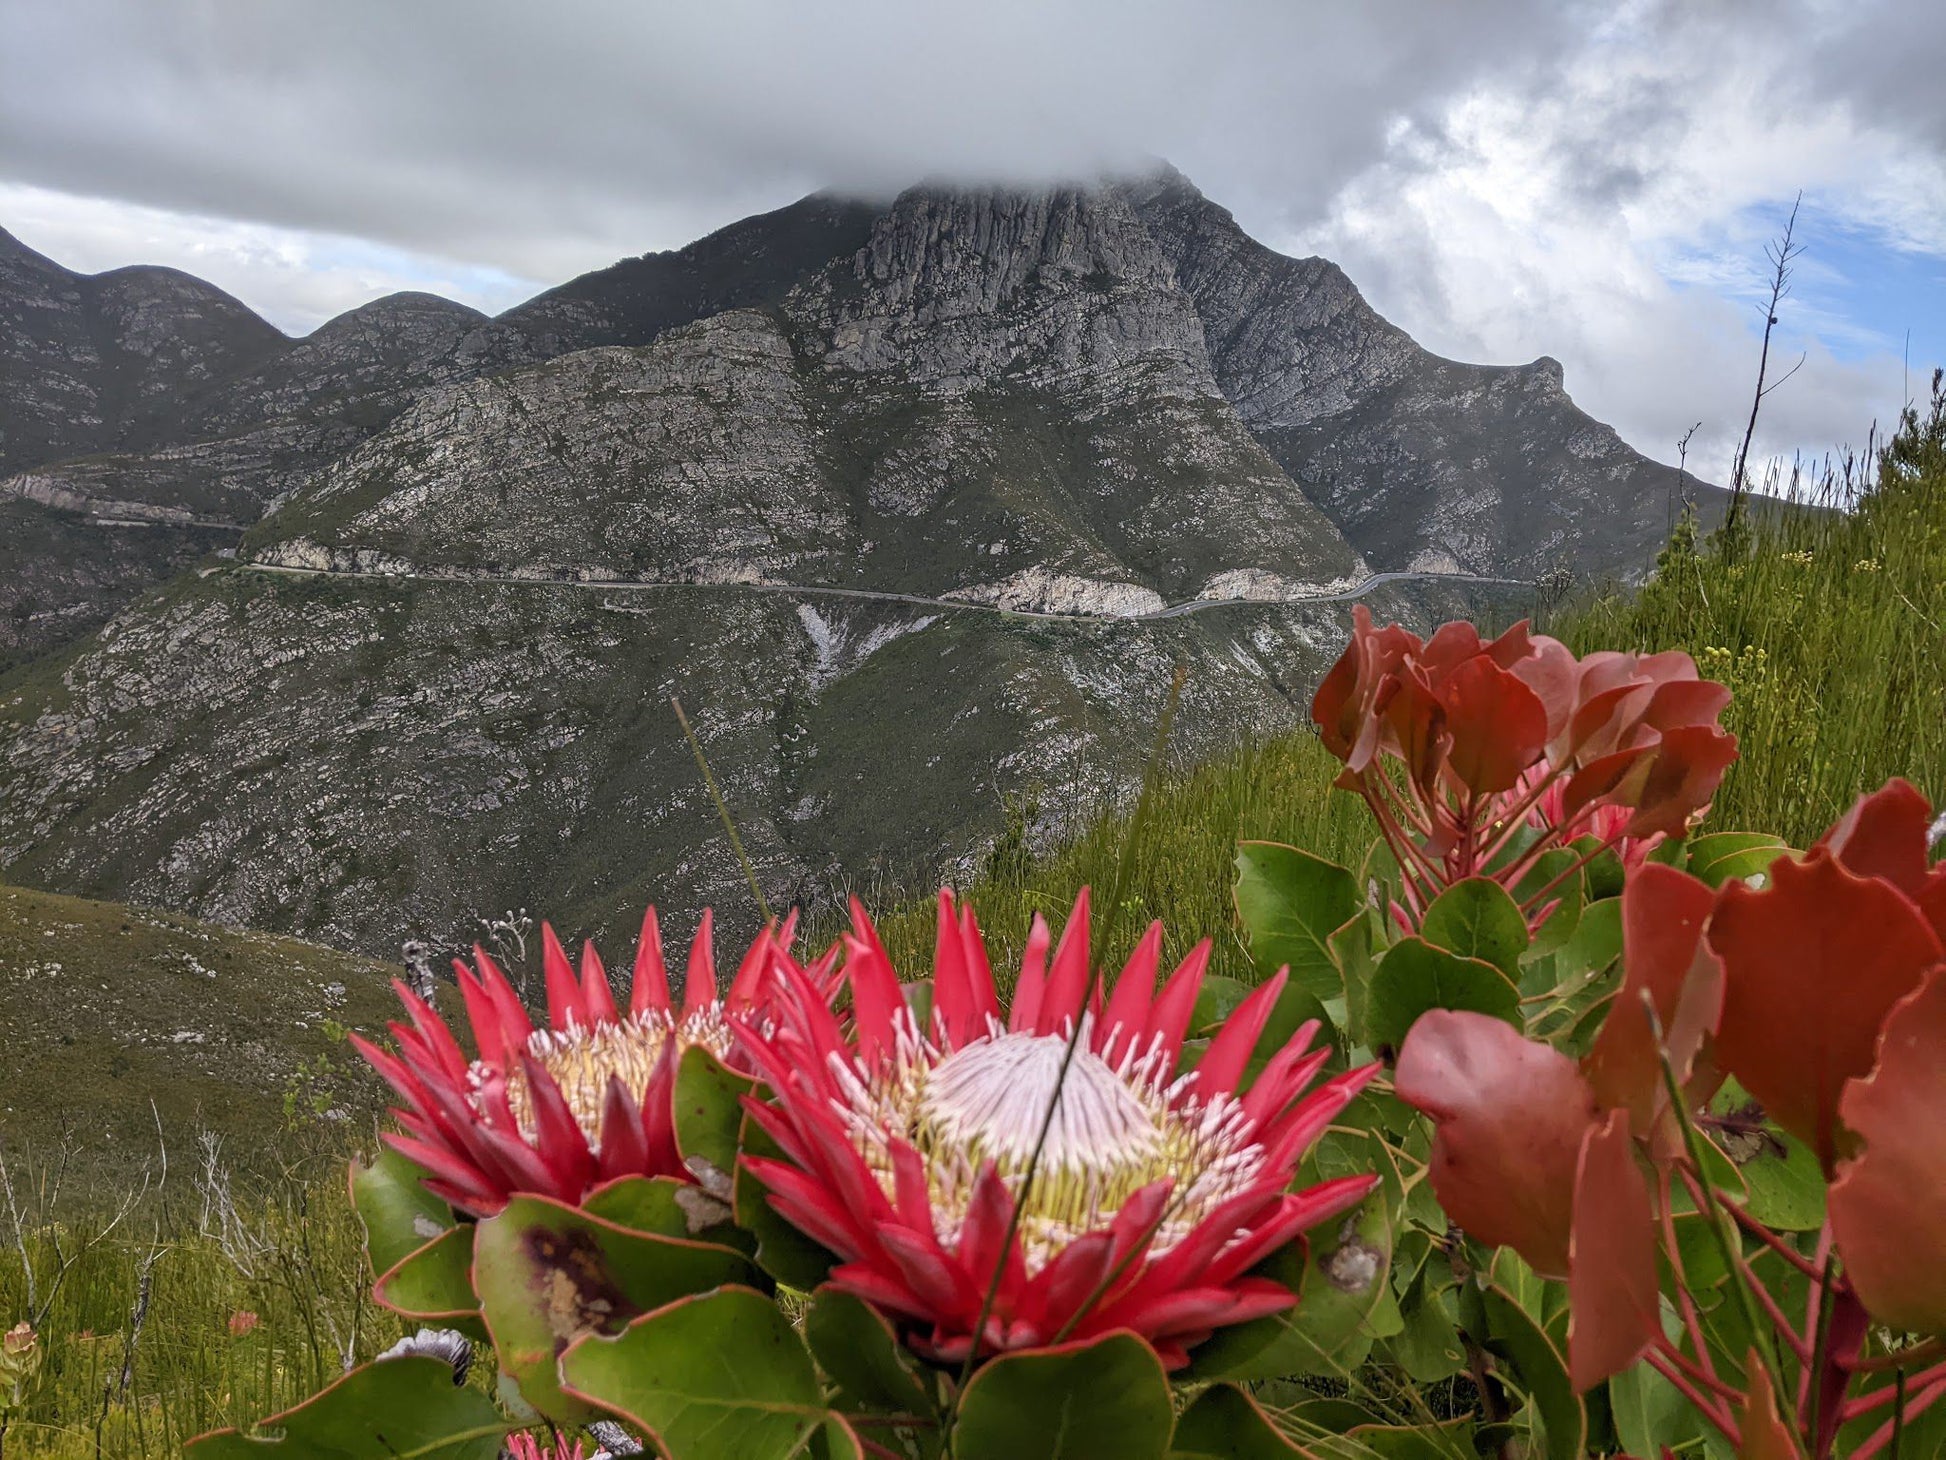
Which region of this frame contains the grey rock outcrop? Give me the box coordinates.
[1125,170,1718,576]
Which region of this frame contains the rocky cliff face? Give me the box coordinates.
[1125,170,1719,576]
[0,565,1512,956]
[0,167,1686,958]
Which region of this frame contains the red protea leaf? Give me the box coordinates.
[1561,745,1653,824]
[1384,665,1451,798]
[1421,619,1486,676]
[1818,777,1946,940]
[1710,850,1943,1171]
[1567,1110,1660,1393]
[1622,724,1739,840]
[1312,605,1420,771]
[1641,676,1734,732]
[1567,675,1656,761]
[1395,1010,1600,1278]
[1583,863,1725,1139]
[1440,655,1550,795]
[1828,968,1946,1334]
[1513,634,1581,752]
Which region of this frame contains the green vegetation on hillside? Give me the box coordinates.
[1554,371,1946,848]
[1,383,1941,1453]
[0,883,397,1175]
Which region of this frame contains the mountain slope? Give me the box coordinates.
[252,184,1366,606]
[0,880,396,1167]
[0,226,285,478]
[1127,170,1721,576]
[0,562,1517,958]
[0,168,1683,962]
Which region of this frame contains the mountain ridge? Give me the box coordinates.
[0,166,1704,959]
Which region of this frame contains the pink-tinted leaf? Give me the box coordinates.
[1828,967,1946,1334]
[1567,1111,1660,1393]
[1710,851,1943,1171]
[1622,726,1739,840]
[1583,864,1725,1142]
[1819,777,1946,941]
[1394,1010,1598,1278]
[1441,657,1550,795]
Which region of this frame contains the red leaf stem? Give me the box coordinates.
[1645,1345,1741,1441]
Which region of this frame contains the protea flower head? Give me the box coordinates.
[737,889,1380,1369]
[352,907,801,1216]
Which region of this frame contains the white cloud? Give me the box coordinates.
[1,0,1942,483]
[1278,5,1946,483]
[0,183,540,335]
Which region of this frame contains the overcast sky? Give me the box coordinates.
[3,0,1943,484]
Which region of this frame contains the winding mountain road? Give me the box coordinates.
[221,558,1532,624]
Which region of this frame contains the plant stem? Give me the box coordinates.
[1855,1368,1946,1460]
[1804,1244,1839,1451]
[1725,1201,1822,1280]
[1844,1360,1946,1418]
[1646,1346,1741,1439]
[1656,1166,1723,1382]
[1652,1018,1794,1414]
[1846,1339,1946,1375]
[671,696,771,922]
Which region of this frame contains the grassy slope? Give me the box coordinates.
[0,882,399,1177]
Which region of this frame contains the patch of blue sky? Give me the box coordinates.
[1658,196,1946,396]
[298,234,541,319]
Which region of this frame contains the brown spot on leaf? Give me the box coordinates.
[524,1226,635,1351]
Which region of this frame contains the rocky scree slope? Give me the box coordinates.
[0,566,1511,960]
[0,169,1668,959]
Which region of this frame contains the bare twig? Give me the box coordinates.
[1727,193,1806,536]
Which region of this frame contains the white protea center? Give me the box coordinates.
[479,1007,734,1144]
[836,1018,1269,1273]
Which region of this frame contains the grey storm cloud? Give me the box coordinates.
[3,0,1942,484]
[0,0,1599,274]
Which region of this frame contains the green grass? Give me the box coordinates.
[1546,374,1946,848]
[0,883,398,1181]
[0,1158,416,1457]
[2,382,1940,1452]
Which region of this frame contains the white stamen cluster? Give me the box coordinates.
[479,1007,735,1145]
[831,1014,1268,1273]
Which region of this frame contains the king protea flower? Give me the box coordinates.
[736,890,1380,1369]
[353,907,800,1216]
